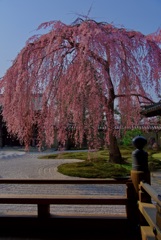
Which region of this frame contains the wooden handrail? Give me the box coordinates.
[0,178,131,184]
[140,181,161,205]
[138,181,161,240]
[0,178,132,218]
[138,201,161,240]
[0,194,128,205]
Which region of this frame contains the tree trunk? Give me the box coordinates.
[109,133,122,163]
[105,73,123,163]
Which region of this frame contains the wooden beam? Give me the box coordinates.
[0,194,127,205]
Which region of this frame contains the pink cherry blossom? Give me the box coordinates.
[1,18,161,162]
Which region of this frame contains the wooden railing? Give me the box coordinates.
[130,168,161,240]
[0,178,141,239]
[0,134,160,240]
[138,181,161,240]
[0,178,132,218]
[0,176,159,240]
[1,177,161,240]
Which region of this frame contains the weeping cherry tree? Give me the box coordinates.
[1,18,161,163]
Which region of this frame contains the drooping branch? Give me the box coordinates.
[1,18,161,158]
[115,93,155,105]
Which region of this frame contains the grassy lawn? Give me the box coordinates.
[38,147,161,178]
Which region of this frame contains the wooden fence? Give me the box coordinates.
[0,171,160,240]
[138,181,161,240]
[0,178,131,218]
[130,169,161,240]
[0,178,139,239]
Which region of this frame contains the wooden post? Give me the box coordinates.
[38,204,50,218]
[156,195,161,231]
[131,136,151,199]
[131,170,151,199]
[126,181,139,227]
[131,136,152,236]
[139,182,151,203]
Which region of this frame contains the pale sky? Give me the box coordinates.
[0,0,161,77]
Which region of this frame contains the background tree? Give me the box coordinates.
[1,18,161,163]
[121,129,143,147]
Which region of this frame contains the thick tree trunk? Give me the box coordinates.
[109,133,122,163]
[105,72,123,163]
[102,64,123,163]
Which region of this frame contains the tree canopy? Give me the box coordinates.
[1,18,161,161]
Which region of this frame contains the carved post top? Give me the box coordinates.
[132,136,147,150]
[132,136,149,172]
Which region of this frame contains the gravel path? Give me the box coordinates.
[0,149,160,216]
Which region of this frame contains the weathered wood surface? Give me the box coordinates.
[0,193,127,205]
[138,201,161,240]
[0,178,131,184]
[140,181,161,205]
[140,226,155,240]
